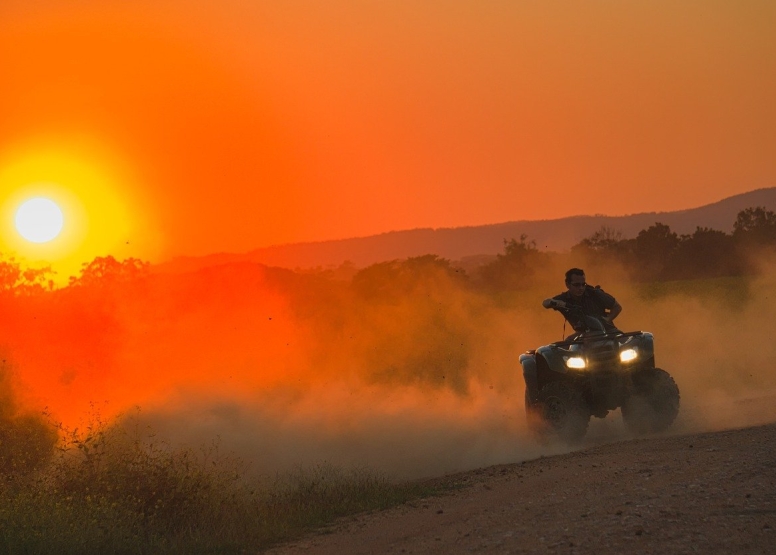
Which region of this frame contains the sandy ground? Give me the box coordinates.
[266,400,776,555]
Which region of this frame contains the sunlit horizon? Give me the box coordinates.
[2,1,775,262]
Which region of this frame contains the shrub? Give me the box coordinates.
[0,412,432,554]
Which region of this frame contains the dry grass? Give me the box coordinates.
[0,413,435,554]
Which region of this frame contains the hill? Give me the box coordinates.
[155,187,776,273]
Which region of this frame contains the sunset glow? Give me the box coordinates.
[2,1,774,269]
[0,143,156,280]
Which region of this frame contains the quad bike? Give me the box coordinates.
[521,303,680,442]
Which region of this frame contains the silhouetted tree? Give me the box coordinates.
[0,255,53,296]
[733,206,776,246]
[577,226,624,251]
[350,255,473,392]
[665,227,742,279]
[351,254,464,301]
[477,235,544,290]
[571,226,633,266]
[633,223,680,280]
[68,256,150,288]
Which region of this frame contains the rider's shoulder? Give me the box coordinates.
[587,284,616,301]
[586,284,607,294]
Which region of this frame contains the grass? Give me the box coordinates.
[0,414,440,554]
[633,275,753,308]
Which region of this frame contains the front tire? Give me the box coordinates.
[531,381,590,443]
[622,367,680,434]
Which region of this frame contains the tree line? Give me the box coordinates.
[477,206,776,287]
[575,206,776,280]
[0,205,774,298]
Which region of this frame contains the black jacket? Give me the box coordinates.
[551,285,618,332]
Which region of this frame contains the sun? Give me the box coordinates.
[0,141,160,284]
[15,197,65,243]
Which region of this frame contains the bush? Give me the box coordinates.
[0,413,432,554]
[0,360,57,480]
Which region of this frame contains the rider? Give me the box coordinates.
[542,268,622,334]
[523,268,623,405]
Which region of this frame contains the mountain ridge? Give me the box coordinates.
[154,187,776,274]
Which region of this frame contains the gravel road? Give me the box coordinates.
[267,420,776,554]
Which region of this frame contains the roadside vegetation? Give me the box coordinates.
[0,411,436,554]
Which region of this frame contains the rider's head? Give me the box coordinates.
[565,268,586,298]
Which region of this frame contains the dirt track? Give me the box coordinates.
[267,421,776,554]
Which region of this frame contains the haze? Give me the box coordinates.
[0,251,773,480]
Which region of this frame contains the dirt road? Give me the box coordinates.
[267,422,776,554]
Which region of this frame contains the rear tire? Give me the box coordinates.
[532,381,590,443]
[622,367,680,434]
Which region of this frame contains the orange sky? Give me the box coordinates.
[1,0,775,268]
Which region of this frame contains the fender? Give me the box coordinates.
[640,332,655,362]
[620,332,655,368]
[536,345,572,374]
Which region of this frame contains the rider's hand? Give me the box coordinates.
[543,299,566,309]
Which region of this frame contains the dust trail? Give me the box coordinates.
[635,272,776,433]
[3,257,776,480]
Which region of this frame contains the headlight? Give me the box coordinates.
[564,356,586,369]
[620,348,638,363]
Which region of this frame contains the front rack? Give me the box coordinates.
[548,330,645,348]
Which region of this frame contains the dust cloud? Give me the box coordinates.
[2,254,776,480]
